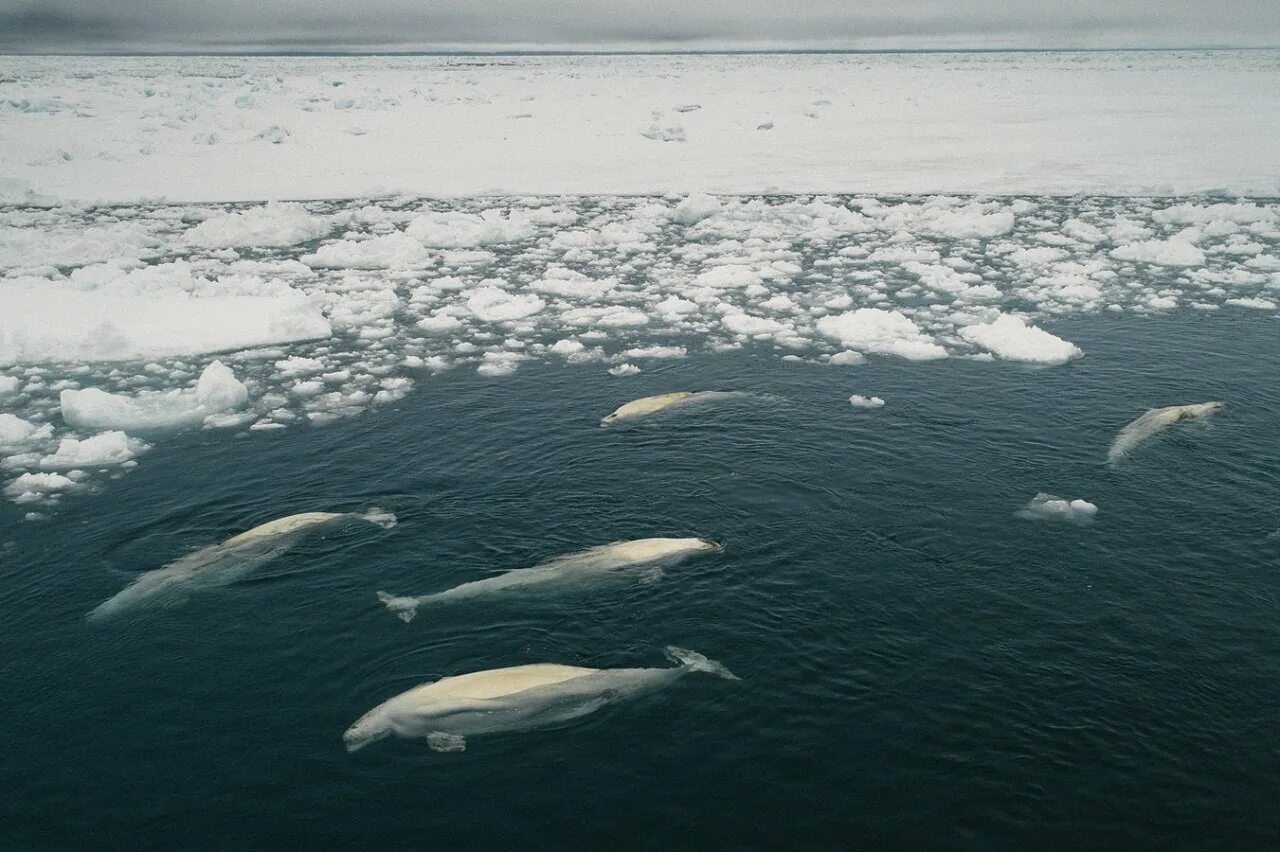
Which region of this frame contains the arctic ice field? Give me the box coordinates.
[0,51,1278,516]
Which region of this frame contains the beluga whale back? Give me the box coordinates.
[600,391,745,425]
[602,392,694,425]
[343,646,738,753]
[1107,402,1224,464]
[377,536,721,622]
[88,508,396,623]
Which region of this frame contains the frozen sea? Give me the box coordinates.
[2,52,1280,849]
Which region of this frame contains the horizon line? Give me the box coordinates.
[2,45,1278,58]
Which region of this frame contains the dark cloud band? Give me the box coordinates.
[1,0,1276,52]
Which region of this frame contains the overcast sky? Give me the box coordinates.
[2,0,1277,53]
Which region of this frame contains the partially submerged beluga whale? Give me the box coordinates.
[343,646,738,753]
[377,537,721,622]
[600,391,743,426]
[1107,402,1224,464]
[88,508,397,623]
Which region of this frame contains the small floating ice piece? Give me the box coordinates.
[343,646,737,753]
[4,471,77,503]
[672,192,721,225]
[1015,493,1097,524]
[38,431,149,470]
[849,395,884,409]
[0,413,52,446]
[1107,402,1224,465]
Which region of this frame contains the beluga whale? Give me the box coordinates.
[343,646,739,753]
[377,537,721,622]
[600,391,743,426]
[88,508,396,623]
[1107,402,1224,465]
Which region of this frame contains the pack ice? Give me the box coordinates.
[1,192,1277,513]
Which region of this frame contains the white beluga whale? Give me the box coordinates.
[1107,402,1224,464]
[377,537,720,623]
[600,391,743,426]
[343,646,738,754]
[88,508,396,623]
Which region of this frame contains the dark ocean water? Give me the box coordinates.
[2,309,1278,850]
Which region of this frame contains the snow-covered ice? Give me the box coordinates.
[0,261,331,365]
[38,431,149,470]
[958,314,1083,365]
[1,52,1277,202]
[60,361,249,431]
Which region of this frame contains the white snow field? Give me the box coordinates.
[1,51,1278,203]
[0,52,1278,512]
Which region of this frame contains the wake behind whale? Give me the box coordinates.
[88,509,396,623]
[343,646,738,754]
[377,537,720,622]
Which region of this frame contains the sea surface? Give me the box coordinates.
[3,307,1278,849]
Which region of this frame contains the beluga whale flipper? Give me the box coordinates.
[600,391,744,426]
[88,508,396,623]
[343,646,738,754]
[1107,402,1224,465]
[376,537,721,623]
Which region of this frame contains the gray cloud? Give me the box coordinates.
[1,0,1277,52]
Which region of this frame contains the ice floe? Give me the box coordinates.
[816,309,948,361]
[38,431,149,470]
[957,314,1083,365]
[60,361,249,431]
[183,202,333,249]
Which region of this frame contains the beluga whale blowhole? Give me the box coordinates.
[377,536,721,622]
[343,646,739,754]
[88,508,397,623]
[1107,402,1224,465]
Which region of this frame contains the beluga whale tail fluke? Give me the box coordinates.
[376,591,422,623]
[88,508,396,624]
[343,646,739,754]
[1107,401,1224,465]
[376,536,721,622]
[664,646,740,680]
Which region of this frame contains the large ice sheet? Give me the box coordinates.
[0,263,332,366]
[1,51,1277,203]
